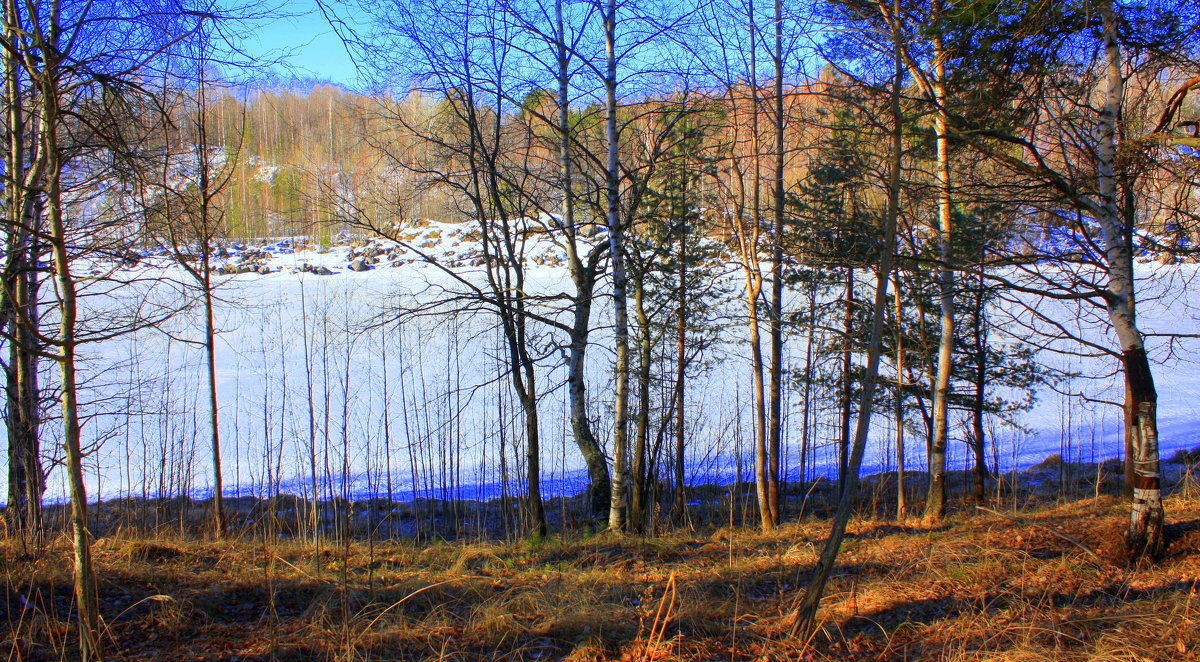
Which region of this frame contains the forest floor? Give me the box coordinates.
[3,494,1199,661]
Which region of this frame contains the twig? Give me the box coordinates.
[643,572,677,661]
[797,477,824,520]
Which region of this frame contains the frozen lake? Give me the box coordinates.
[10,226,1200,507]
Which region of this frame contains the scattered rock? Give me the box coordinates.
[297,264,335,276]
[347,258,371,272]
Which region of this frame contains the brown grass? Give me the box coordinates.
[3,495,1198,661]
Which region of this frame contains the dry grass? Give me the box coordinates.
[3,495,1198,661]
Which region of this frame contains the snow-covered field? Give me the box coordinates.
[11,221,1200,506]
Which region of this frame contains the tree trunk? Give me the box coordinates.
[6,268,42,541]
[604,0,630,532]
[839,267,854,496]
[631,270,652,531]
[970,274,989,502]
[567,285,611,520]
[744,3,774,533]
[893,272,907,520]
[194,67,226,538]
[204,282,225,535]
[3,22,43,544]
[799,282,816,496]
[45,83,103,661]
[766,0,785,526]
[673,211,688,527]
[794,11,904,630]
[521,371,548,537]
[1095,1,1163,557]
[557,0,610,521]
[924,7,954,522]
[1121,185,1136,500]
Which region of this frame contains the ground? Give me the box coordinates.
[3,495,1199,661]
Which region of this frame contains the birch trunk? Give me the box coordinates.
[1095,1,1163,557]
[924,3,954,522]
[604,0,630,532]
[557,0,610,520]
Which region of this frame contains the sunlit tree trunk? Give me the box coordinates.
[924,0,954,522]
[603,0,631,532]
[1094,1,1162,557]
[744,3,774,532]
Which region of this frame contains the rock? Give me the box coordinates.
[257,265,271,275]
[237,250,264,264]
[312,266,334,275]
[348,258,371,272]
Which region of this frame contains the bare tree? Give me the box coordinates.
[792,0,905,630]
[147,25,246,537]
[1,0,46,548]
[2,2,204,655]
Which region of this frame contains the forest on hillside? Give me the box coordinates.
[2,0,1200,659]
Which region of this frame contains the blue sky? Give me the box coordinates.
[238,0,362,87]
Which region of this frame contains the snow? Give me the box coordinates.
[8,222,1200,507]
